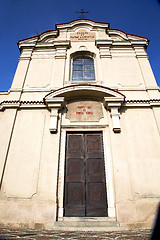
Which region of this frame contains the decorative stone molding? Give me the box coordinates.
[110,108,121,133]
[0,100,45,111]
[56,19,110,30]
[108,28,148,43]
[18,39,71,60]
[125,99,160,107]
[96,38,148,58]
[44,85,125,133]
[46,84,125,99]
[18,43,36,54]
[103,97,124,133]
[0,98,159,111]
[96,40,112,58]
[0,101,20,111]
[53,41,71,59]
[133,45,148,58]
[45,97,65,132]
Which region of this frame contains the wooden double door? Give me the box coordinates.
[64,132,108,217]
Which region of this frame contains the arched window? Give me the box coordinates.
[72,56,95,81]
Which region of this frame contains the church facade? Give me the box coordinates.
[0,19,160,229]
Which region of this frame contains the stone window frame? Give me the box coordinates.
[70,51,96,84]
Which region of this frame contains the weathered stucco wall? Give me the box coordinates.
[0,109,61,227]
[24,59,54,89]
[110,107,160,226]
[0,109,17,184]
[0,19,160,229]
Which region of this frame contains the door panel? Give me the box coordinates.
[66,182,84,205]
[85,133,107,217]
[64,134,85,216]
[64,132,107,217]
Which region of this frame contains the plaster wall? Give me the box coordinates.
[147,89,160,99]
[123,108,160,196]
[8,37,159,101]
[20,92,49,102]
[108,115,133,203]
[11,60,30,90]
[0,91,24,102]
[103,57,145,88]
[52,58,66,88]
[1,110,46,198]
[114,108,160,226]
[0,19,160,229]
[0,200,56,229]
[0,93,9,102]
[24,59,54,89]
[1,109,59,201]
[120,90,149,100]
[137,58,158,87]
[0,108,61,226]
[152,107,160,134]
[0,110,17,182]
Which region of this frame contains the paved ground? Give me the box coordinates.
[0,228,151,240]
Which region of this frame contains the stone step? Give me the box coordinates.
[52,226,128,232]
[62,217,117,222]
[54,217,120,229]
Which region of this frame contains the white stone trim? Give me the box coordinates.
[57,127,116,220]
[110,108,121,133]
[49,108,59,132]
[57,129,66,220]
[61,124,108,129]
[103,128,116,218]
[103,97,124,133]
[0,102,20,111]
[47,85,125,99]
[56,19,109,30]
[45,97,65,132]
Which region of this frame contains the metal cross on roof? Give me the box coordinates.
[76,9,89,19]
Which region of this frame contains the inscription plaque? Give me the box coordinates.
[66,100,103,122]
[70,29,96,42]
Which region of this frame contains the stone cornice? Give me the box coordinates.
[125,99,160,107]
[96,39,148,47]
[0,100,45,111]
[1,98,160,111]
[103,97,124,110]
[95,39,148,58]
[126,99,160,103]
[108,28,148,42]
[18,40,71,54]
[17,20,149,51]
[56,19,110,30]
[3,86,158,94]
[44,97,65,110]
[44,84,125,99]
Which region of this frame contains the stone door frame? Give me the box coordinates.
[57,126,116,221]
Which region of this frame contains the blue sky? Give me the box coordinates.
[0,0,160,91]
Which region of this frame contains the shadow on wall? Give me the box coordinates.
[150,203,160,240]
